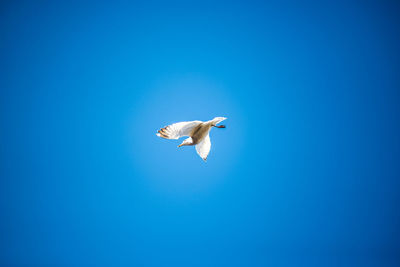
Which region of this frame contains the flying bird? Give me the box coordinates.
[156,117,227,161]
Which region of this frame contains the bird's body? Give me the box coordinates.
[156,117,227,161]
[188,121,212,145]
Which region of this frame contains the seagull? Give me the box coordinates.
[156,117,227,161]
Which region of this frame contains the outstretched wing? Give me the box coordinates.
[195,134,211,161]
[156,121,202,140]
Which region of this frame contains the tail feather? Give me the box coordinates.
[212,117,227,125]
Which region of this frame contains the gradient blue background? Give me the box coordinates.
[1,1,400,266]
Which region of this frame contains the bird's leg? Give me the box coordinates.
[214,125,226,128]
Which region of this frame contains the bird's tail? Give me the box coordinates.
[211,117,227,125]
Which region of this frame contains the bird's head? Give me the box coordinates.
[178,137,193,148]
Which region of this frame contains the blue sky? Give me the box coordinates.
[1,1,400,266]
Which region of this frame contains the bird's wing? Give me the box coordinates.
[156,121,202,139]
[196,134,211,161]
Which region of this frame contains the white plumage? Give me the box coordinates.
[156,117,227,161]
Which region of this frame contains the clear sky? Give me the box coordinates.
[1,1,400,266]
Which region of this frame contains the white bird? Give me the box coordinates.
[156,117,227,161]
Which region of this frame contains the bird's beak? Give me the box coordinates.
[216,125,226,128]
[178,144,182,148]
